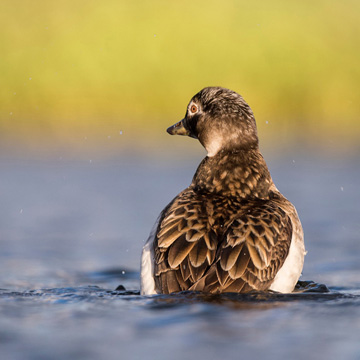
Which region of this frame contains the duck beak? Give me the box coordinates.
[166,119,189,136]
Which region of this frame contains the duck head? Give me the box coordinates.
[167,87,259,156]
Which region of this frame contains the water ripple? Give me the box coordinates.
[1,280,359,309]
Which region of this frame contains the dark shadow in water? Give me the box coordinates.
[142,281,360,310]
[1,277,359,311]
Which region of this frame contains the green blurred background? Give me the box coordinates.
[1,0,360,157]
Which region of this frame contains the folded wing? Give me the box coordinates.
[154,191,292,294]
[154,190,217,293]
[190,201,292,293]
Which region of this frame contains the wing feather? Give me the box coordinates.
[227,244,250,279]
[168,234,196,268]
[154,189,294,294]
[189,238,208,267]
[154,190,218,292]
[190,200,293,293]
[219,243,244,271]
[189,261,208,282]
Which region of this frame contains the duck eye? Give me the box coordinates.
[190,105,198,114]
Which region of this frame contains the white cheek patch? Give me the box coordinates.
[205,128,243,157]
[206,135,224,157]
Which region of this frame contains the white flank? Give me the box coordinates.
[269,219,306,293]
[140,218,159,295]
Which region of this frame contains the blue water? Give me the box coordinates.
[1,149,360,360]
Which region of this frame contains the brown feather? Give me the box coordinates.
[228,244,250,279]
[223,278,246,293]
[179,258,192,281]
[168,234,196,268]
[206,249,216,264]
[189,261,208,282]
[159,216,179,231]
[175,269,191,290]
[190,266,219,292]
[155,260,170,277]
[247,243,267,269]
[219,243,243,271]
[203,231,217,250]
[158,224,182,248]
[189,238,208,267]
[216,261,230,286]
[166,271,182,293]
[186,229,204,242]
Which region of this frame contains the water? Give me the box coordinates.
[1,150,360,360]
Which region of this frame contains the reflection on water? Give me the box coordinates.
[0,152,360,360]
[1,272,360,360]
[0,279,356,308]
[145,281,335,310]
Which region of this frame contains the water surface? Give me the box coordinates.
[1,151,359,360]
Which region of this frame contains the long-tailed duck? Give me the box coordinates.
[141,87,305,295]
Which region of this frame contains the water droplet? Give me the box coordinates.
[265,120,269,124]
[20,209,23,214]
[121,270,125,274]
[119,130,123,135]
[340,186,344,192]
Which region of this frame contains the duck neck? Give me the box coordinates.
[191,148,273,199]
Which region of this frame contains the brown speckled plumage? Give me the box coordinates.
[141,87,305,295]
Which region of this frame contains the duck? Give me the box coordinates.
[140,86,305,295]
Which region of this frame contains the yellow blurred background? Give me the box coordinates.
[1,0,360,157]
